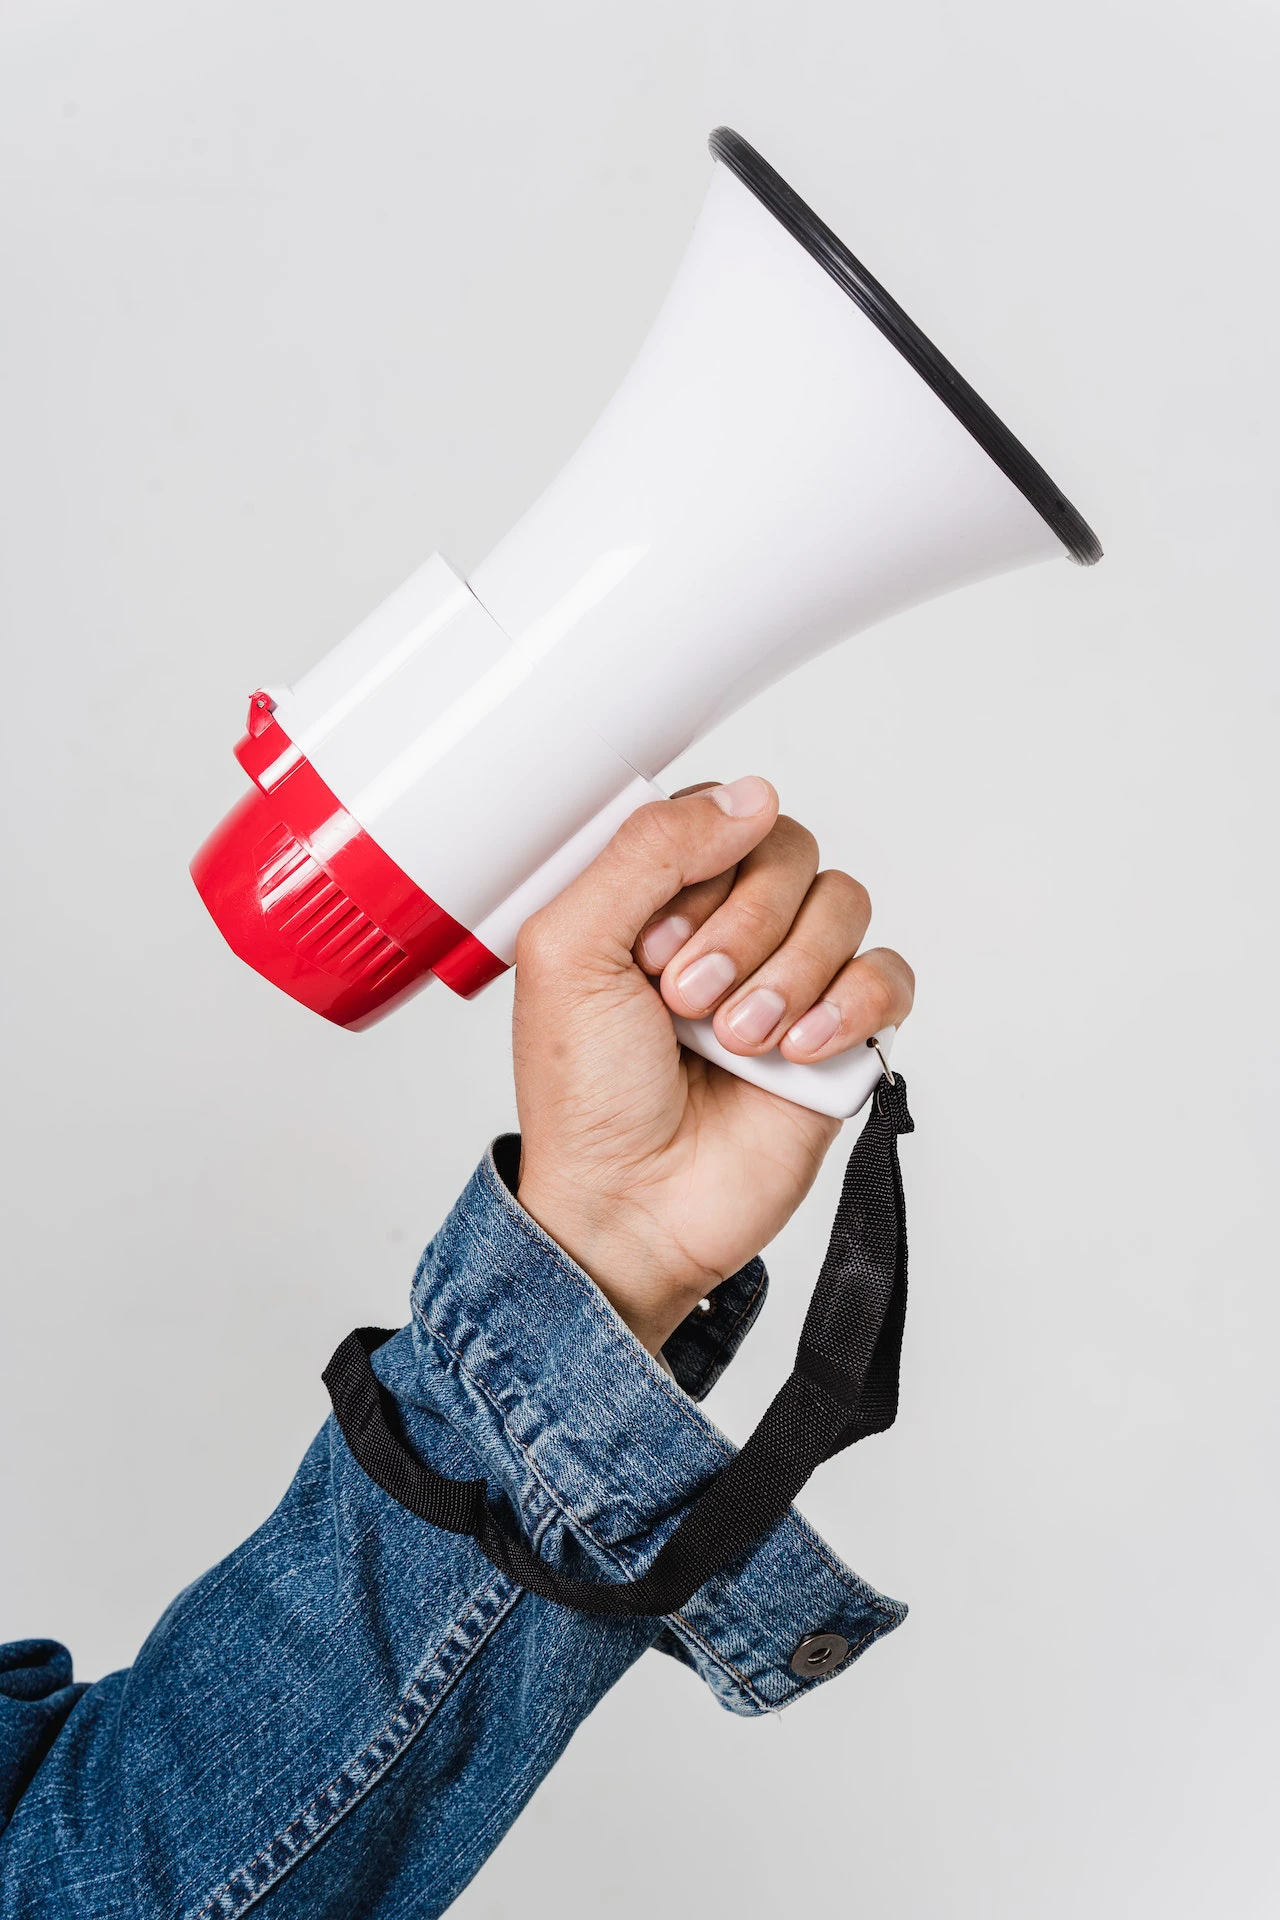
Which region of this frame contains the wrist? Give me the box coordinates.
[515,1171,716,1355]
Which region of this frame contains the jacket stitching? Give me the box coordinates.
[669,1606,890,1708]
[187,1574,521,1920]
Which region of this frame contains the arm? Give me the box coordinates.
[0,778,914,1919]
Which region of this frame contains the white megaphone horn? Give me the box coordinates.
[192,127,1101,1119]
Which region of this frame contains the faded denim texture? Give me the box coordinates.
[0,1138,905,1917]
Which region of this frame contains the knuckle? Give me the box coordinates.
[818,868,872,922]
[514,908,559,973]
[773,815,820,867]
[619,802,683,868]
[726,893,789,951]
[854,951,913,1026]
[866,974,897,1025]
[881,948,917,1009]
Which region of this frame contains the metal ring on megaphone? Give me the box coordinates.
[866,1034,896,1086]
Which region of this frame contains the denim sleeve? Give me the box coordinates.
[0,1138,905,1919]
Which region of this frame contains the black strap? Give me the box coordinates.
[322,1076,914,1618]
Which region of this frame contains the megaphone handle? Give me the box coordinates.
[674,1012,896,1121]
[474,774,897,1122]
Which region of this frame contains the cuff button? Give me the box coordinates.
[789,1631,850,1678]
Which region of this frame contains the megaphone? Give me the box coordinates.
[192,127,1100,1119]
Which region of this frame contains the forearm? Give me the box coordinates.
[0,1143,903,1918]
[1,1367,639,1915]
[0,1352,654,1917]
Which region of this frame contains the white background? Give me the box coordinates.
[1,3,1276,1915]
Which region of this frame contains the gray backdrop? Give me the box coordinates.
[2,2,1276,1915]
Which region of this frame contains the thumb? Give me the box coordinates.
[525,776,779,966]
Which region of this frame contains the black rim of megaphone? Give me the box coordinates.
[709,128,1102,567]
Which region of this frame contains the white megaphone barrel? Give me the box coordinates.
[192,128,1100,1119]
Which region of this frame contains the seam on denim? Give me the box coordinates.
[186,1574,522,1920]
[675,1608,897,1717]
[432,1162,899,1620]
[773,1507,904,1620]
[663,1612,779,1713]
[668,1568,904,1711]
[425,1635,658,1908]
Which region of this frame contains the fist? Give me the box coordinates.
[512,777,914,1354]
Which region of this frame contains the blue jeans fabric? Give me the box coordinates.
[0,1138,905,1917]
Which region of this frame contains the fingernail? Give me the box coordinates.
[639,913,692,970]
[675,950,737,1011]
[709,775,771,818]
[786,999,842,1054]
[725,987,788,1044]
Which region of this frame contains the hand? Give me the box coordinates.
[512,777,915,1354]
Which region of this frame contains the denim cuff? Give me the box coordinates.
[404,1137,906,1715]
[660,1249,770,1400]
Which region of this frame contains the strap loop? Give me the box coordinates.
[323,1078,913,1618]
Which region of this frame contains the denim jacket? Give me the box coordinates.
[0,1138,905,1918]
